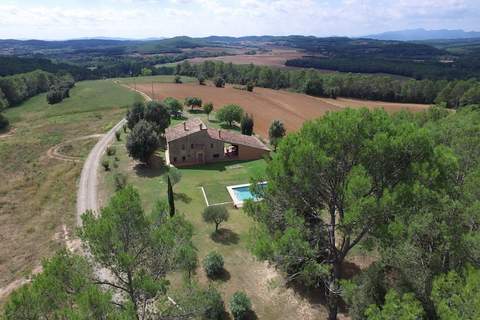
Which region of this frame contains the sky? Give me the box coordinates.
[0,0,478,40]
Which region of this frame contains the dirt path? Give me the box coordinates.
[0,127,16,139]
[47,134,104,162]
[76,121,125,224]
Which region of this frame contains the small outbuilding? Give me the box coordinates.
[165,118,270,166]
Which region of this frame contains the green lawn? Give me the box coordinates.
[0,79,141,301]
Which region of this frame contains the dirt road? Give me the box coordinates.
[76,121,125,224]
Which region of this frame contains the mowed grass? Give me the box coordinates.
[99,139,326,319]
[0,80,141,299]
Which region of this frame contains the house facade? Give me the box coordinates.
[165,118,270,166]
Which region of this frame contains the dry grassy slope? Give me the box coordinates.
[0,80,140,300]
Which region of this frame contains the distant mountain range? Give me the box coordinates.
[70,36,167,41]
[365,28,480,41]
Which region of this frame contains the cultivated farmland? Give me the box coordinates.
[129,81,430,138]
[187,48,305,67]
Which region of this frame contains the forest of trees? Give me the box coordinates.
[174,60,480,108]
[285,56,480,80]
[0,70,74,109]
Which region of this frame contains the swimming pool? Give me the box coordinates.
[226,182,266,208]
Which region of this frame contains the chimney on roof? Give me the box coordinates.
[183,122,187,131]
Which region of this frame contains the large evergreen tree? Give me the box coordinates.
[246,108,454,320]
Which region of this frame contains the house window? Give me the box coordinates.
[182,144,185,150]
[191,144,194,149]
[173,157,177,163]
[210,143,214,148]
[182,156,186,161]
[213,154,220,158]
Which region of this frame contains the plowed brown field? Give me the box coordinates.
[187,49,304,67]
[134,82,430,138]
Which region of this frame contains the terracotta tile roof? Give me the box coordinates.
[165,118,206,142]
[206,128,270,151]
[166,118,270,151]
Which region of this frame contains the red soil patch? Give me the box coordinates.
[134,83,430,139]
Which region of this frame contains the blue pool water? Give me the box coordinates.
[231,183,266,201]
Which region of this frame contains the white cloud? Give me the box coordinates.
[0,0,478,39]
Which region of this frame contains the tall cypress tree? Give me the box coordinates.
[167,175,175,217]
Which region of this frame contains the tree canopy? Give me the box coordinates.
[80,186,196,319]
[245,108,456,320]
[144,101,171,134]
[268,120,286,151]
[126,120,159,164]
[216,104,244,127]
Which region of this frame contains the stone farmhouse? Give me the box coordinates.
[165,118,270,166]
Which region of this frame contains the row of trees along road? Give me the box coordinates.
[174,60,480,108]
[245,106,480,320]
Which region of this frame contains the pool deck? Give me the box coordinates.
[226,182,267,208]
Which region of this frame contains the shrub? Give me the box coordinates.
[106,146,116,156]
[203,251,224,278]
[229,291,252,320]
[202,286,225,320]
[246,82,254,92]
[185,97,203,110]
[115,130,121,141]
[174,75,182,83]
[0,113,9,131]
[101,159,110,171]
[198,75,206,85]
[122,123,127,133]
[114,173,127,191]
[214,77,225,88]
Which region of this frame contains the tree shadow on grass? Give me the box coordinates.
[243,310,258,320]
[210,228,239,245]
[180,159,252,172]
[219,123,241,132]
[284,260,362,315]
[209,268,231,283]
[133,163,169,178]
[174,192,192,204]
[187,109,205,114]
